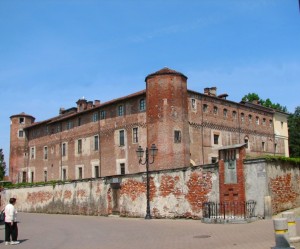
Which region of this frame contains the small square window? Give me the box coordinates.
[94,136,99,151]
[62,143,66,157]
[232,111,237,119]
[78,139,82,154]
[19,117,24,124]
[120,163,125,175]
[119,130,125,146]
[223,109,227,118]
[18,130,24,138]
[92,112,99,122]
[191,99,196,109]
[118,105,124,116]
[213,106,218,115]
[214,134,219,145]
[78,167,83,180]
[174,130,181,143]
[100,110,106,120]
[44,146,48,160]
[132,127,138,144]
[139,99,146,111]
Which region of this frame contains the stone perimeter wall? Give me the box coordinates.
[1,165,219,219]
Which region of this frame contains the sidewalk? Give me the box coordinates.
[0,212,288,249]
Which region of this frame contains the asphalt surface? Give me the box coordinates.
[0,212,298,249]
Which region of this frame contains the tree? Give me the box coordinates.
[0,149,6,180]
[288,107,300,157]
[242,93,287,112]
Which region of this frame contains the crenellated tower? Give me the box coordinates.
[9,112,35,183]
[145,68,190,170]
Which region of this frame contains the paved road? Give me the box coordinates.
[0,213,297,249]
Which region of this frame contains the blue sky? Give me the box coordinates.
[1,0,300,167]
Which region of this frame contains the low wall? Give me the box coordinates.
[244,159,300,216]
[1,164,219,219]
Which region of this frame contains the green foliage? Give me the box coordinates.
[264,155,300,165]
[0,149,6,180]
[288,106,300,157]
[242,93,287,112]
[4,180,67,189]
[242,93,259,102]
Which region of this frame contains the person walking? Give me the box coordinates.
[4,197,19,245]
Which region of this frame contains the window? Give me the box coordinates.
[94,135,99,151]
[241,113,245,122]
[274,143,277,153]
[62,169,67,181]
[118,105,124,116]
[30,147,35,159]
[119,130,125,146]
[44,171,48,182]
[174,130,181,143]
[211,157,218,163]
[78,117,81,126]
[22,171,26,183]
[31,172,34,183]
[62,143,66,157]
[132,127,138,143]
[203,104,208,113]
[57,124,61,133]
[92,112,99,122]
[213,106,218,115]
[256,116,260,125]
[120,163,125,175]
[281,122,284,129]
[191,99,196,109]
[44,146,48,160]
[263,118,266,126]
[19,117,24,124]
[140,99,146,111]
[100,110,106,120]
[269,119,273,127]
[262,142,265,151]
[244,137,249,149]
[78,167,83,180]
[78,139,82,154]
[248,115,252,123]
[66,121,73,130]
[18,130,24,138]
[232,111,237,119]
[214,134,219,145]
[223,109,227,118]
[94,166,99,178]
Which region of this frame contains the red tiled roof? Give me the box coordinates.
[145,67,188,81]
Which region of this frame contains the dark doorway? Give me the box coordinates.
[111,183,120,215]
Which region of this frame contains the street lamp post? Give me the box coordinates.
[136,144,158,219]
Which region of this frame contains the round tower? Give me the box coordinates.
[145,67,190,170]
[9,112,35,183]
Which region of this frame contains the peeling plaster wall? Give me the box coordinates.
[1,165,219,219]
[244,159,300,216]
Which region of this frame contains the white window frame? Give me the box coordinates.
[132,127,138,144]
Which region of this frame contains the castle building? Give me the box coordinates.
[9,68,289,183]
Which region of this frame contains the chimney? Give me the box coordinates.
[59,108,65,115]
[76,98,88,112]
[87,101,93,109]
[94,100,101,106]
[204,87,217,97]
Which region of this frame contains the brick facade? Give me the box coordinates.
[9,67,288,183]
